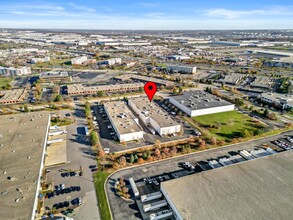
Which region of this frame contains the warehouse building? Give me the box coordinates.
[166,65,197,74]
[98,58,122,66]
[161,150,293,220]
[0,112,50,220]
[114,74,174,87]
[128,97,181,136]
[0,88,27,104]
[71,56,88,65]
[260,92,293,109]
[39,71,71,83]
[66,83,144,96]
[0,66,31,76]
[104,101,144,142]
[168,91,234,117]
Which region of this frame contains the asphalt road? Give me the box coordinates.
[106,130,293,220]
[44,104,100,220]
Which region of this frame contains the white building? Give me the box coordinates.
[99,58,122,66]
[166,65,197,74]
[104,101,144,143]
[169,91,235,117]
[31,57,50,64]
[71,56,88,65]
[128,97,181,136]
[0,66,31,76]
[260,93,293,109]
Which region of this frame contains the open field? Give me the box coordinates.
[193,111,265,141]
[94,171,111,220]
[0,77,12,88]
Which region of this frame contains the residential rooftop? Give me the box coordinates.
[0,112,50,220]
[129,97,179,127]
[169,90,233,111]
[104,101,142,135]
[161,150,293,220]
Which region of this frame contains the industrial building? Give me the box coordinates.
[0,112,50,220]
[223,73,245,85]
[128,97,181,136]
[71,56,88,65]
[0,66,31,76]
[166,65,197,74]
[114,74,174,87]
[250,76,273,89]
[168,91,235,117]
[98,58,122,66]
[39,71,71,83]
[260,92,293,109]
[0,88,27,104]
[104,101,143,142]
[161,150,293,220]
[66,83,144,96]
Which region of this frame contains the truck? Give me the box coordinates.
[143,200,168,213]
[84,126,89,136]
[141,191,162,203]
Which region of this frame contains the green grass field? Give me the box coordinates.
[94,171,112,220]
[0,77,12,88]
[193,111,265,141]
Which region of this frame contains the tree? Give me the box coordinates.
[99,149,105,159]
[154,148,161,159]
[119,156,126,166]
[263,108,269,117]
[97,91,104,97]
[139,87,143,93]
[129,154,135,164]
[24,105,29,112]
[154,139,161,148]
[90,131,98,146]
[137,158,144,164]
[211,137,217,145]
[178,87,183,94]
[54,94,62,102]
[241,130,251,138]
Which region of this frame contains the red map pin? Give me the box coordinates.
[144,82,157,102]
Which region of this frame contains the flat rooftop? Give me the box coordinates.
[40,71,69,78]
[129,97,179,127]
[67,82,144,94]
[115,74,174,86]
[161,150,293,220]
[0,112,50,220]
[170,90,233,111]
[104,101,142,135]
[0,89,26,102]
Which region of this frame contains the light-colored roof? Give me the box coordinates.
[0,112,50,220]
[161,150,293,220]
[0,89,26,103]
[129,97,179,127]
[104,101,142,135]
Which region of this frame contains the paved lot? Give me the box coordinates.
[43,105,100,220]
[106,130,293,220]
[92,102,195,153]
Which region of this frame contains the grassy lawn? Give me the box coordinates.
[193,111,265,141]
[0,77,12,88]
[94,171,112,220]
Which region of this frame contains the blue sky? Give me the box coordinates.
[0,0,293,29]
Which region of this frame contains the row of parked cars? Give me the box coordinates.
[52,197,82,210]
[46,186,81,199]
[178,162,195,171]
[273,138,293,150]
[61,171,79,177]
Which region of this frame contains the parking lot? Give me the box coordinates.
[92,101,197,153]
[106,130,293,220]
[42,104,100,220]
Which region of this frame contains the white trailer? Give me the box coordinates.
[49,130,67,136]
[47,139,63,145]
[250,149,270,158]
[141,191,162,203]
[129,178,139,197]
[143,200,168,213]
[239,150,254,160]
[150,209,173,220]
[218,157,234,166]
[266,147,277,154]
[50,125,59,130]
[208,160,222,169]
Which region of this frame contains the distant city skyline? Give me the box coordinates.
[1,0,293,30]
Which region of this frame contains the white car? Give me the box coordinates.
[104,148,110,154]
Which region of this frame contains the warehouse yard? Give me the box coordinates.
[193,111,266,141]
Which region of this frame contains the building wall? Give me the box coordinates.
[166,65,196,74]
[160,186,183,220]
[169,97,235,117]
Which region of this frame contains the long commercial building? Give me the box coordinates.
[260,92,293,109]
[0,66,31,76]
[67,83,144,96]
[71,56,87,65]
[98,58,122,66]
[166,65,196,74]
[169,91,234,117]
[39,71,71,83]
[128,97,181,136]
[104,101,144,142]
[0,88,27,104]
[114,74,174,87]
[161,150,293,220]
[0,112,50,220]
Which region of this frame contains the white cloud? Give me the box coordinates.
[204,7,293,19]
[68,3,96,13]
[138,2,160,8]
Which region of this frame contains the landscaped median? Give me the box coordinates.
[93,171,112,220]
